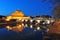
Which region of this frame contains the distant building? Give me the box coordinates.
[6,10,30,21]
[11,10,24,17]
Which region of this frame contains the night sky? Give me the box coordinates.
[0,0,57,16]
[0,0,58,40]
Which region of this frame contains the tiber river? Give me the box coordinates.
[0,23,47,40]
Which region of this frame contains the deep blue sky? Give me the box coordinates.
[0,0,56,16]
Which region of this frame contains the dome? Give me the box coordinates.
[11,10,24,17]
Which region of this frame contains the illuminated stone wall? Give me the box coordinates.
[11,10,24,17]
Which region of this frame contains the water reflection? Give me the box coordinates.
[6,24,24,32]
[4,23,49,32]
[0,22,49,40]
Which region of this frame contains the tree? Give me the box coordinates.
[53,6,60,19]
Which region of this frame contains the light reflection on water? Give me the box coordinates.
[0,22,48,32]
[0,23,48,40]
[6,23,42,32]
[0,26,43,40]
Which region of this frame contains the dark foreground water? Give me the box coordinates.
[0,27,44,40]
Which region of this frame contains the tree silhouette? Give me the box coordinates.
[53,6,60,19]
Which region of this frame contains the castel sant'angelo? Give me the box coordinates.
[6,10,30,21]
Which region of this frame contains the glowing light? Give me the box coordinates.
[21,23,24,26]
[46,20,50,24]
[30,25,33,28]
[21,19,24,22]
[15,25,24,32]
[18,19,21,20]
[6,16,11,21]
[6,19,10,21]
[36,20,40,23]
[6,26,12,30]
[25,24,28,27]
[12,25,24,32]
[37,27,40,30]
[43,22,45,24]
[6,24,24,32]
[30,19,33,23]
